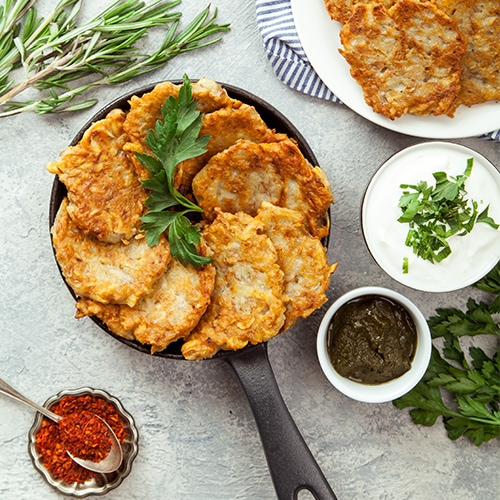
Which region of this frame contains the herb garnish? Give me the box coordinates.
[0,0,230,116]
[398,158,499,267]
[402,257,409,274]
[393,262,500,446]
[137,75,211,268]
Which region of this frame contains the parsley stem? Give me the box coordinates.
[138,76,211,267]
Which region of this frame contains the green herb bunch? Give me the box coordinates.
[394,263,500,446]
[0,0,229,117]
[137,75,211,268]
[398,158,499,267]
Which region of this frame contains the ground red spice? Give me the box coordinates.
[34,394,128,484]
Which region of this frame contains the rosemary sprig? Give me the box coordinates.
[0,0,230,116]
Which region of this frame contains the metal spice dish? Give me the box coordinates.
[28,387,138,498]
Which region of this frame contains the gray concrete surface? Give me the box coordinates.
[0,1,498,499]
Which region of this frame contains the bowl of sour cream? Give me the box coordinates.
[362,142,500,292]
[317,287,432,403]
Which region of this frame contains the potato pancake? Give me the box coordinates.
[256,203,337,331]
[324,0,395,23]
[52,198,171,307]
[444,1,500,113]
[46,109,147,243]
[192,138,332,239]
[123,78,239,179]
[339,0,466,118]
[181,210,287,360]
[323,0,450,24]
[174,103,286,195]
[75,252,216,353]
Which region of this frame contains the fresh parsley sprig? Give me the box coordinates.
[0,0,230,116]
[474,262,500,295]
[398,158,499,266]
[137,75,211,268]
[394,263,500,446]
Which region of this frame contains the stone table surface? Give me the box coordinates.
[0,1,499,499]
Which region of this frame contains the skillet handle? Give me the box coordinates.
[225,343,337,500]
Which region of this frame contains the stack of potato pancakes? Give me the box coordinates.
[324,0,500,119]
[48,79,337,360]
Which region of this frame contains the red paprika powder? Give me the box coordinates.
[34,394,127,484]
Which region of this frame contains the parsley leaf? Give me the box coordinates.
[475,263,500,294]
[397,158,499,266]
[393,262,500,446]
[137,74,211,268]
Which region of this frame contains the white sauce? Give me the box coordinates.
[362,142,500,292]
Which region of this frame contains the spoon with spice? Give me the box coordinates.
[0,377,123,473]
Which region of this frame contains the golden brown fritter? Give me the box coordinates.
[174,103,286,195]
[75,251,216,353]
[123,78,239,179]
[339,0,466,119]
[324,0,450,24]
[181,210,287,360]
[443,1,500,113]
[192,138,332,239]
[191,78,241,113]
[324,0,395,23]
[256,203,338,331]
[46,109,147,243]
[52,198,171,307]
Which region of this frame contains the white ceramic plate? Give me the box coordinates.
[362,142,500,292]
[291,0,500,139]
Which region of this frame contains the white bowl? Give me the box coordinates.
[362,142,500,292]
[317,287,432,403]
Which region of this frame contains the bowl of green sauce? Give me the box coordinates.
[317,287,431,403]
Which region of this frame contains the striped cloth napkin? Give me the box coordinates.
[255,0,500,141]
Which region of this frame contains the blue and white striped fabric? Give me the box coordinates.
[256,0,341,103]
[480,128,500,143]
[255,0,500,142]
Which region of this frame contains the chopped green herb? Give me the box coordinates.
[393,262,500,446]
[397,158,499,267]
[402,257,409,274]
[137,74,212,268]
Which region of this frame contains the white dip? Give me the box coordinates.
[362,142,500,292]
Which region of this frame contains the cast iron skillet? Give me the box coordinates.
[49,81,337,500]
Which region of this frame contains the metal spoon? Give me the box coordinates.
[0,377,123,473]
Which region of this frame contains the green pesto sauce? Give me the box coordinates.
[327,295,417,384]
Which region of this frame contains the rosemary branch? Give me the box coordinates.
[0,0,230,117]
